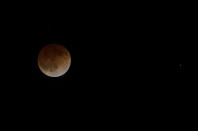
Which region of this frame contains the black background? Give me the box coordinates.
[26,5,195,99]
[1,2,196,126]
[5,4,193,95]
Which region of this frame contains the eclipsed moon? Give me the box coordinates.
[38,44,71,77]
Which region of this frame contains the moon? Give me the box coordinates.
[38,44,71,77]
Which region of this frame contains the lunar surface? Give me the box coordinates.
[38,44,71,77]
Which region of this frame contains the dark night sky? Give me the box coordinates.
[1,3,197,127]
[29,7,194,89]
[26,3,198,104]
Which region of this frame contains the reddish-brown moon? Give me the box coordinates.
[38,44,71,77]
